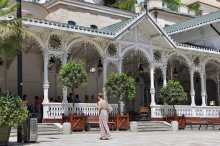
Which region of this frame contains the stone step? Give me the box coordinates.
[133,121,172,132]
[10,123,62,137]
[137,125,171,129]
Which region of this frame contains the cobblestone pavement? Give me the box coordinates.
[9,131,220,146]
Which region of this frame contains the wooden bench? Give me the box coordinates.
[85,116,116,131]
[186,118,208,130]
[207,118,220,130]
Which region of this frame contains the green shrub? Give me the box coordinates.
[0,93,28,127]
[159,80,187,105]
[164,0,181,11]
[59,60,87,94]
[112,0,136,11]
[105,73,136,101]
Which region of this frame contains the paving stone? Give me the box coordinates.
[9,131,220,146]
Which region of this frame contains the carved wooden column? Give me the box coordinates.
[62,52,68,103]
[150,65,156,106]
[162,65,167,87]
[43,50,49,104]
[200,71,207,106]
[190,68,196,106]
[103,59,108,100]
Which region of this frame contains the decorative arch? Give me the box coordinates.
[66,38,104,57]
[121,44,153,63]
[167,52,192,68]
[203,57,220,67]
[167,52,191,105]
[204,58,220,106]
[25,30,46,52]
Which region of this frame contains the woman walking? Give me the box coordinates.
[97,93,111,140]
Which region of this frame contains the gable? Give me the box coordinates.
[117,14,176,49]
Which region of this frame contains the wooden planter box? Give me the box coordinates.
[116,113,130,130]
[0,127,11,146]
[69,114,86,131]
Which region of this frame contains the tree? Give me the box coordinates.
[159,80,187,120]
[159,80,187,105]
[0,34,18,90]
[112,0,136,11]
[188,3,201,14]
[164,0,182,11]
[0,0,20,33]
[59,60,88,96]
[105,73,136,102]
[0,0,27,91]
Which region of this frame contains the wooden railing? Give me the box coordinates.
[151,105,220,118]
[43,102,118,119]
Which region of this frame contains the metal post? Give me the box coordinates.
[16,0,23,143]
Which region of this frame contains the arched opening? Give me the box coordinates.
[167,55,190,105]
[154,68,163,104]
[122,49,150,115]
[0,36,44,102]
[107,62,118,104]
[194,72,202,106]
[205,60,220,106]
[67,41,103,103]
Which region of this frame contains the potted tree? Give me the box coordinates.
[59,59,87,99]
[59,59,88,133]
[0,93,28,145]
[105,73,136,115]
[159,80,187,130]
[59,59,87,108]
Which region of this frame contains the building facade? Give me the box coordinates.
[1,0,220,121]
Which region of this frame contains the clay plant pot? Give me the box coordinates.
[0,127,11,146]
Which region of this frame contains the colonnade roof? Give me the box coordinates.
[164,10,220,35]
[165,10,220,52]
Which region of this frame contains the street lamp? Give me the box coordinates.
[144,0,149,13]
[16,0,23,143]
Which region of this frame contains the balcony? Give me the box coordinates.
[148,0,197,16]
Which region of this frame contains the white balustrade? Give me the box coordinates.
[43,103,118,119]
[151,105,220,118]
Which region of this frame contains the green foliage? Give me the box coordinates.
[112,0,136,11]
[0,0,16,16]
[164,0,181,11]
[159,80,187,105]
[105,73,136,101]
[0,34,18,68]
[0,0,26,59]
[188,3,200,13]
[59,60,87,92]
[0,93,28,127]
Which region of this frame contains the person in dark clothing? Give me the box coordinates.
[34,96,43,123]
[67,93,74,103]
[75,94,81,103]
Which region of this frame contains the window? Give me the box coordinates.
[67,21,76,26]
[90,24,98,29]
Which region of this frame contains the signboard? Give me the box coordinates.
[29,118,38,142]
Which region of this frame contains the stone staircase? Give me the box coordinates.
[136,121,172,132]
[10,123,63,137]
